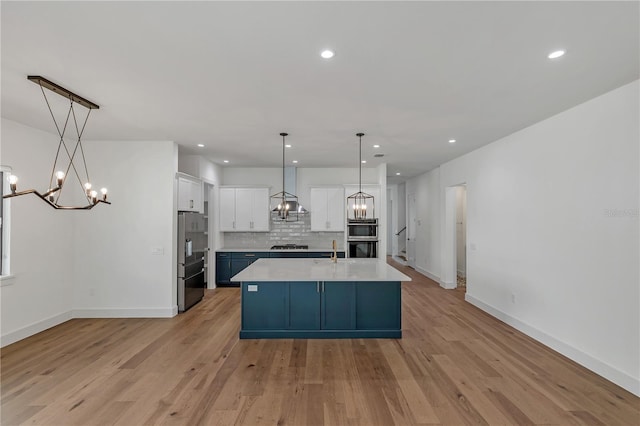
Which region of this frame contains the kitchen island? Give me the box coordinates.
[231,258,411,339]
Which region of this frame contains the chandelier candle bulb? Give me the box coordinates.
[101,188,108,201]
[55,171,65,187]
[8,175,18,193]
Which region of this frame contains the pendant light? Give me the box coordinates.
[2,76,110,210]
[347,132,375,220]
[270,132,299,222]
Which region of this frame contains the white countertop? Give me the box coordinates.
[231,258,411,282]
[217,248,344,253]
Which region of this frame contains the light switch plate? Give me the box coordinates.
[151,247,164,255]
[247,284,258,292]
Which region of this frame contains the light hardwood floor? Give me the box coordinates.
[2,259,639,425]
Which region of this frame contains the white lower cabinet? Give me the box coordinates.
[310,187,345,231]
[219,187,270,232]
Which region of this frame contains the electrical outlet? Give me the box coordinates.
[151,246,164,255]
[511,293,515,303]
[470,243,477,251]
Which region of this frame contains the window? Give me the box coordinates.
[0,167,11,277]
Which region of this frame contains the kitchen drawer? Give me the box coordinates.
[231,252,270,260]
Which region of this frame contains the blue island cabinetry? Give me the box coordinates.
[240,280,401,339]
[216,251,345,287]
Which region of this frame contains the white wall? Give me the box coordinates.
[73,140,177,317]
[0,119,75,345]
[408,80,639,395]
[455,186,466,276]
[405,167,441,281]
[1,118,179,346]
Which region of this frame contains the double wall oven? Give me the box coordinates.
[347,219,378,258]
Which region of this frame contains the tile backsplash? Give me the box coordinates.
[223,214,344,249]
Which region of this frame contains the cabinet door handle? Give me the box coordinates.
[245,254,255,257]
[317,282,320,293]
[233,221,236,229]
[190,200,194,209]
[322,282,325,293]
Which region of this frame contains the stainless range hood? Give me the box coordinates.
[271,166,308,215]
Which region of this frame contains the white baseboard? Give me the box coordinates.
[1,310,73,348]
[414,266,441,284]
[73,307,177,318]
[465,293,640,397]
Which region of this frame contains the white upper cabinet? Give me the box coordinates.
[310,187,345,231]
[177,174,203,212]
[219,187,270,232]
[219,188,236,231]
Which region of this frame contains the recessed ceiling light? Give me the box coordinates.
[548,50,565,59]
[449,139,456,144]
[361,160,367,164]
[223,160,229,163]
[292,160,298,164]
[373,144,380,148]
[197,144,204,147]
[320,49,335,59]
[396,172,401,176]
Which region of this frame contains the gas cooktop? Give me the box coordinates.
[270,244,309,250]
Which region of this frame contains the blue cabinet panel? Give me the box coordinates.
[215,252,232,285]
[322,282,356,330]
[230,252,269,286]
[356,281,401,330]
[242,282,287,330]
[289,282,321,330]
[270,252,306,258]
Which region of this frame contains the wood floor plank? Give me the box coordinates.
[2,259,638,425]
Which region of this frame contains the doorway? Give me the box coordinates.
[407,193,417,268]
[443,184,467,289]
[455,186,467,289]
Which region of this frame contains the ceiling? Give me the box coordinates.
[1,2,638,183]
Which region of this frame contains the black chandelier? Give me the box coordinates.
[3,76,110,210]
[270,132,299,222]
[347,132,375,220]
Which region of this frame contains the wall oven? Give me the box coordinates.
[348,240,378,258]
[347,218,378,258]
[347,218,378,240]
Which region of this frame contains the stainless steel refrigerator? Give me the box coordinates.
[178,212,207,312]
